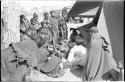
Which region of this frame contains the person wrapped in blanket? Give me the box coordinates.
[25,13,40,36]
[30,13,40,30]
[85,26,120,81]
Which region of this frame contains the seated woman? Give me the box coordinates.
[67,34,87,70]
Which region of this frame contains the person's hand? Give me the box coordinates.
[68,42,76,48]
[63,61,72,69]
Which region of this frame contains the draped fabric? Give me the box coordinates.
[97,7,118,69]
[85,34,112,81]
[1,39,39,81]
[1,46,28,81]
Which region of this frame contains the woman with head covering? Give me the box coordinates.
[67,34,87,70]
[26,13,40,35]
[85,26,120,81]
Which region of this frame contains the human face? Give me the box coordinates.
[42,23,47,28]
[89,29,93,37]
[34,16,38,21]
[89,26,98,37]
[45,14,49,19]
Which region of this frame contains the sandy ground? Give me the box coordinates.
[29,68,84,81]
[41,68,83,81]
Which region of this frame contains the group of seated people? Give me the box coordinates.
[1,27,87,81]
[1,11,86,81]
[1,10,123,81]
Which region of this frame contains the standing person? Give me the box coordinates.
[43,12,50,28]
[26,13,39,36]
[42,12,52,42]
[62,23,68,39]
[85,26,120,81]
[20,15,28,32]
[20,15,29,41]
[49,10,59,44]
[59,18,68,40]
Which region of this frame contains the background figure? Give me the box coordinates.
[43,12,50,28]
[49,10,59,44]
[20,15,29,41]
[38,21,52,44]
[42,12,53,42]
[68,17,74,23]
[30,13,40,30]
[25,13,39,36]
[20,15,27,32]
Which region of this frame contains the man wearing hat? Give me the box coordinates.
[49,10,60,44]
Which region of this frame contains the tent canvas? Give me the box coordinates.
[79,6,99,16]
[68,1,102,17]
[68,0,124,63]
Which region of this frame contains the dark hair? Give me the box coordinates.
[20,15,25,23]
[44,12,49,16]
[41,21,45,27]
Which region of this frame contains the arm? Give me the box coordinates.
[67,46,75,62]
